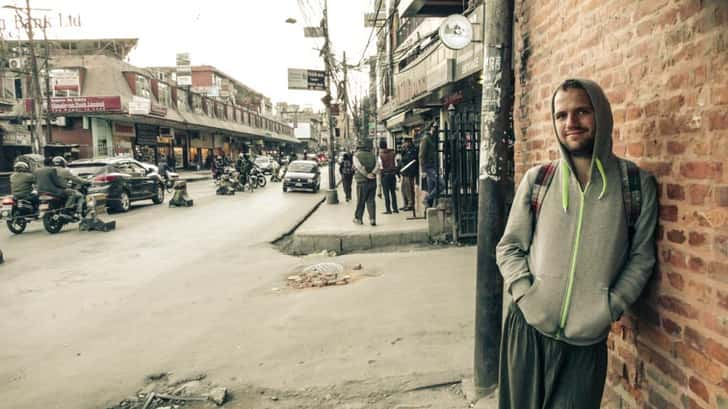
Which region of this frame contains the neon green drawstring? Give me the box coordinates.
[595,158,607,199]
[561,160,569,212]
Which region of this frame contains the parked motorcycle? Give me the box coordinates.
[1,193,40,234]
[38,185,114,234]
[215,167,237,195]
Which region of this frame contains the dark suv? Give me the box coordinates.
[68,158,165,213]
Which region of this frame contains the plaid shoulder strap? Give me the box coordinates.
[619,159,642,239]
[530,160,559,220]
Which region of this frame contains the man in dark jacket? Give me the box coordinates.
[353,140,379,226]
[377,140,398,214]
[338,152,354,202]
[398,137,418,211]
[419,121,439,208]
[35,159,84,218]
[10,161,36,201]
[52,156,88,217]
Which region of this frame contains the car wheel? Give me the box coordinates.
[152,183,165,204]
[314,183,320,193]
[111,191,131,213]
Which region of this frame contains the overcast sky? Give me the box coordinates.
[0,0,377,110]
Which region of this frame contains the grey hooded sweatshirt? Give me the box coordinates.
[496,79,658,346]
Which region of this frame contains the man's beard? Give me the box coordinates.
[569,142,594,158]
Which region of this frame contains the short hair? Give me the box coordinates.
[559,79,585,92]
[379,139,387,149]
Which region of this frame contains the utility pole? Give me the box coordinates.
[342,51,350,151]
[23,0,45,152]
[473,0,515,399]
[322,0,338,204]
[42,25,52,145]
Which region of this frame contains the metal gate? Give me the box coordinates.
[439,110,480,241]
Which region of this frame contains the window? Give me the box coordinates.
[157,83,170,106]
[1,74,19,99]
[176,88,188,112]
[192,94,203,114]
[50,69,81,97]
[135,75,151,98]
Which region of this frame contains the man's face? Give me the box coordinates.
[553,87,596,158]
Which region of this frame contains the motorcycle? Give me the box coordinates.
[215,167,237,195]
[270,162,284,183]
[249,165,267,189]
[1,193,40,234]
[38,185,114,234]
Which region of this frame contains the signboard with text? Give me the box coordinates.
[287,68,326,91]
[25,96,121,113]
[128,96,151,115]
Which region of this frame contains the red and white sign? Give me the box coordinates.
[51,69,80,91]
[26,96,122,113]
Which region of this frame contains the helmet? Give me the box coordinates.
[51,156,67,167]
[13,161,29,172]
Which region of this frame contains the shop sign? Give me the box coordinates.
[288,68,326,91]
[2,132,31,145]
[441,90,464,107]
[454,43,483,81]
[26,96,122,113]
[50,68,80,91]
[113,122,135,137]
[150,102,168,117]
[394,63,428,105]
[135,123,159,146]
[427,56,454,91]
[128,96,151,115]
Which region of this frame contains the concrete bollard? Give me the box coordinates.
[169,180,194,207]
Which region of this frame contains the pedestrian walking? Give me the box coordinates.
[495,79,658,409]
[377,140,398,214]
[339,152,354,201]
[398,136,418,211]
[419,121,439,208]
[352,140,380,226]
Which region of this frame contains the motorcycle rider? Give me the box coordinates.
[36,156,89,219]
[212,154,227,180]
[10,161,37,203]
[239,153,255,190]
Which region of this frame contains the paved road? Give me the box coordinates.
[0,168,475,409]
[0,176,327,409]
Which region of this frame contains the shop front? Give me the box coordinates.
[189,132,214,169]
[90,118,113,158]
[112,121,135,157]
[0,123,32,171]
[134,123,159,164]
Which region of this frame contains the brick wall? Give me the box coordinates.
[51,117,92,158]
[512,0,727,407]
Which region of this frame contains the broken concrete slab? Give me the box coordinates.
[207,386,227,406]
[341,233,372,252]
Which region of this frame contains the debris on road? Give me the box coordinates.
[287,262,353,289]
[107,372,228,409]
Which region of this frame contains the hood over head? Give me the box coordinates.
[551,78,614,167]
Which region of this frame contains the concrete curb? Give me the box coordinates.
[286,227,430,256]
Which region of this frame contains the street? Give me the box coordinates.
[0,174,475,409]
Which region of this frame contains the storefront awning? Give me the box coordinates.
[386,111,407,131]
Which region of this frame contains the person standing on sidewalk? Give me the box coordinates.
[398,136,418,211]
[377,140,399,214]
[353,140,380,226]
[419,121,439,208]
[495,79,658,409]
[339,152,354,202]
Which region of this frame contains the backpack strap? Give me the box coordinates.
[530,160,559,220]
[619,159,642,241]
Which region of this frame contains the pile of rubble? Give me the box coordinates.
[287,262,352,289]
[107,372,227,409]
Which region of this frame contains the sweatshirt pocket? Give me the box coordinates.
[516,277,561,335]
[563,287,613,342]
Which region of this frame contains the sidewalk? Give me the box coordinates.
[287,180,429,255]
[176,169,212,183]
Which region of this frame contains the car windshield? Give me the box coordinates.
[288,162,316,173]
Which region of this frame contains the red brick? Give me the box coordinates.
[668,72,689,89]
[637,341,687,385]
[719,289,728,311]
[703,311,728,338]
[658,295,699,319]
[648,389,679,409]
[667,184,685,200]
[689,376,710,403]
[715,236,728,258]
[667,141,687,154]
[713,86,728,105]
[660,205,679,222]
[707,261,728,284]
[681,395,706,409]
[644,100,660,117]
[640,161,672,177]
[665,95,686,112]
[687,256,705,273]
[708,109,728,130]
[666,272,685,290]
[716,186,728,207]
[688,232,707,246]
[674,342,723,383]
[662,317,682,336]
[667,230,686,244]
[680,162,723,180]
[628,142,644,157]
[688,185,711,205]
